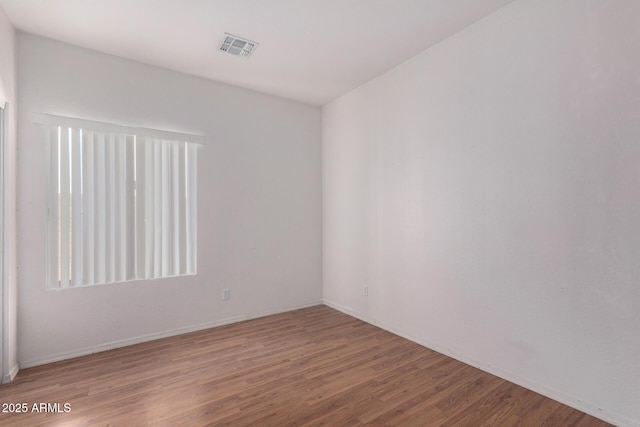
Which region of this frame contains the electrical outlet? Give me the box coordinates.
[222,289,231,301]
[363,286,368,297]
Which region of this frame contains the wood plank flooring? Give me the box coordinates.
[0,305,612,426]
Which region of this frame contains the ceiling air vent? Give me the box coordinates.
[219,33,259,58]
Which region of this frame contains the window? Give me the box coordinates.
[35,114,203,289]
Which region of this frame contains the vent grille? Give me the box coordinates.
[219,33,258,58]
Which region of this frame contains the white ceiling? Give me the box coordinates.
[0,0,516,105]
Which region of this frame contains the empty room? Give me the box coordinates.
[0,0,638,425]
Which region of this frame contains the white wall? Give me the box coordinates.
[323,0,640,425]
[0,4,18,383]
[17,34,322,367]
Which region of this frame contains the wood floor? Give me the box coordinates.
[0,305,611,426]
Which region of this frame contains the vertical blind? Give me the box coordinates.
[36,114,203,289]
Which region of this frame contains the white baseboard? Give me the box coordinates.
[3,363,19,384]
[322,298,635,427]
[20,301,322,369]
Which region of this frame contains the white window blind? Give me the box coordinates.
[35,114,203,289]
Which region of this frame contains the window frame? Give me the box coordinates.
[34,113,204,290]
